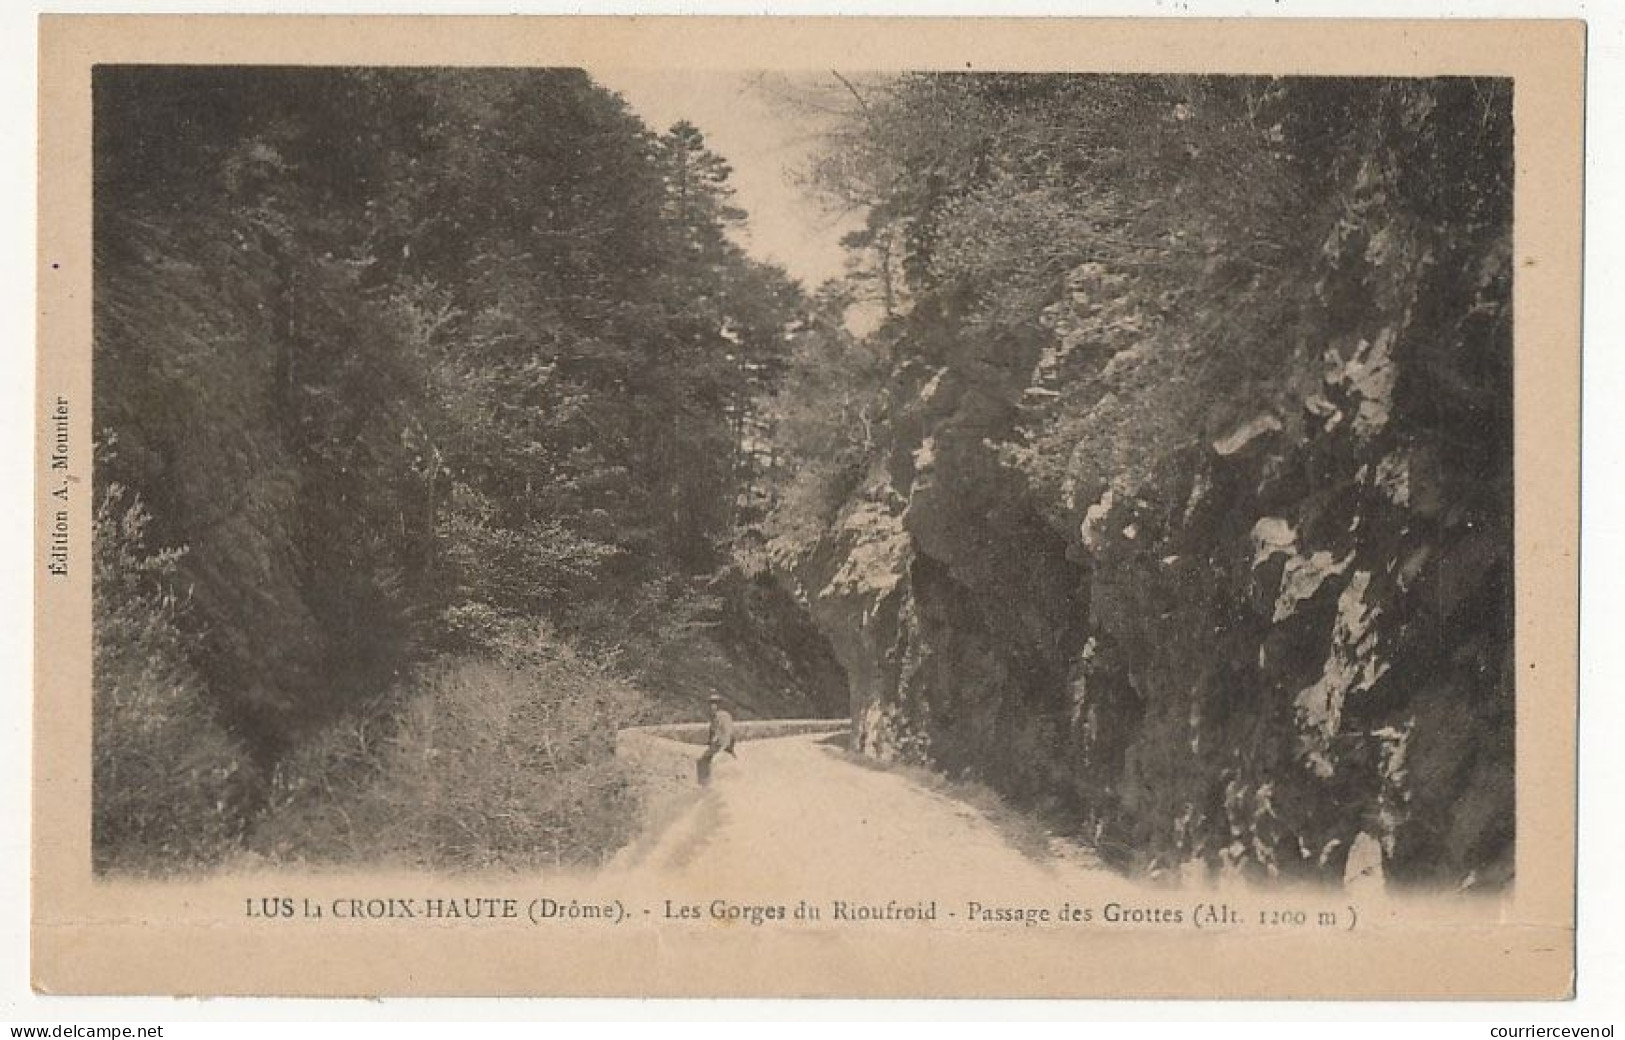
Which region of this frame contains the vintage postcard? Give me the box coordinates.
[34,16,1583,998]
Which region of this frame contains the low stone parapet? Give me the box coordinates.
[613,718,849,782]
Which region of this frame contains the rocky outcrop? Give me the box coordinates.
[787,85,1514,891]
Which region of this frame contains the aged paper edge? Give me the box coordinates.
[33,15,1583,999]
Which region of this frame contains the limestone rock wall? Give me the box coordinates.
[788,83,1514,890]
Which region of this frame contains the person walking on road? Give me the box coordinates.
[696,694,737,785]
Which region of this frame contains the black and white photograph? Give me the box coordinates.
[89,63,1516,888]
[28,15,1587,1001]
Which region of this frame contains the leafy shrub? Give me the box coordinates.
[253,645,657,870]
[761,320,889,560]
[92,482,253,873]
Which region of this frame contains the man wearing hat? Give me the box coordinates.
[696,694,737,785]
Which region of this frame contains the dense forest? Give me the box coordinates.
[92,67,846,871]
[94,69,1513,889]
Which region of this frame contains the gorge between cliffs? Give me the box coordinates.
[92,69,1513,895]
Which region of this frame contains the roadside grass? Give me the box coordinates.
[246,650,657,872]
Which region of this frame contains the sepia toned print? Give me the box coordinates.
[35,17,1582,998]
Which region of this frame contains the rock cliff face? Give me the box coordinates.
[789,82,1514,890]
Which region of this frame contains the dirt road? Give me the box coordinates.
[608,729,1105,900]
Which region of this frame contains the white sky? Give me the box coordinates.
[590,68,861,290]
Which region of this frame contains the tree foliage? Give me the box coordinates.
[92,67,812,870]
